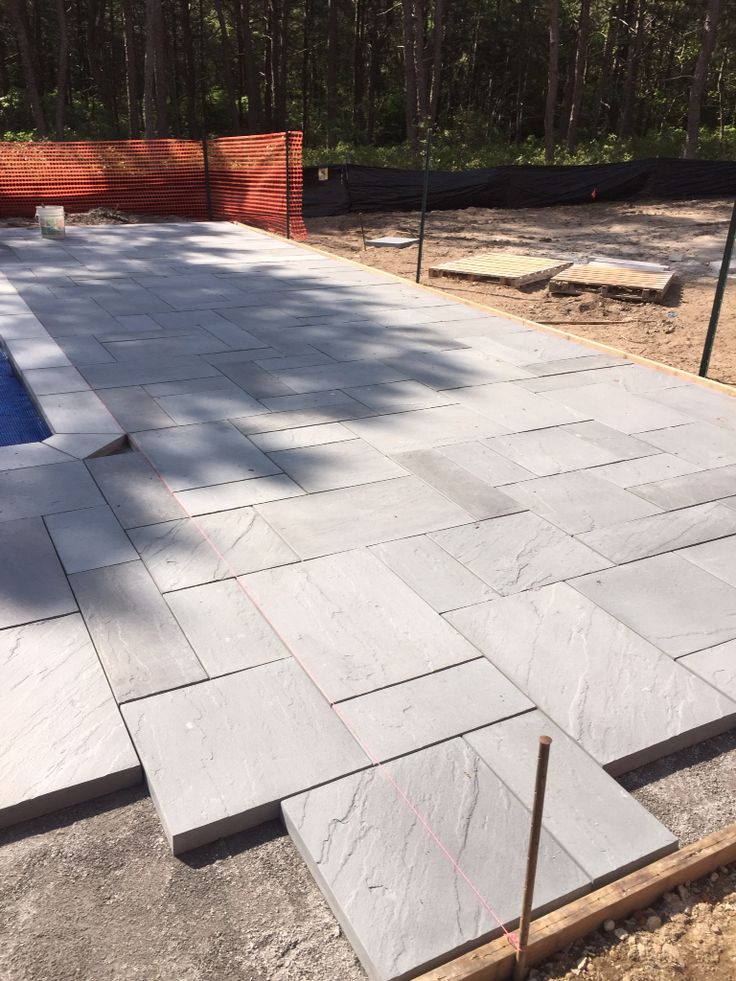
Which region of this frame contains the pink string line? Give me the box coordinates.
[76,329,520,951]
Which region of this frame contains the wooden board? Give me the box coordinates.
[416,821,736,981]
[548,263,675,302]
[429,253,573,288]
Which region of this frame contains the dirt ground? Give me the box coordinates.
[307,198,736,387]
[1,731,734,981]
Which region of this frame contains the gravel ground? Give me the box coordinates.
[1,730,734,981]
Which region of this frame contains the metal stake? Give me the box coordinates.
[359,213,367,250]
[700,198,736,377]
[513,735,552,981]
[285,130,292,240]
[415,124,432,283]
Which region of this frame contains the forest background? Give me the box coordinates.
[1,0,734,169]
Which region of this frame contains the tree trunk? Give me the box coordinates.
[55,0,69,138]
[617,0,645,139]
[326,0,338,146]
[429,0,446,126]
[401,0,419,147]
[241,0,263,130]
[301,0,311,138]
[684,0,722,158]
[213,0,240,132]
[544,0,559,162]
[565,0,592,150]
[7,0,47,136]
[143,0,157,136]
[177,0,196,136]
[152,0,170,136]
[122,0,142,136]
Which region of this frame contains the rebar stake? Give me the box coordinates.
[514,735,552,981]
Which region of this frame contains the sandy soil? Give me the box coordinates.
[306,199,736,386]
[1,731,734,981]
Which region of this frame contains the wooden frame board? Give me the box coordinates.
[429,253,573,288]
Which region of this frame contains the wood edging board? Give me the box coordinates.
[231,221,736,400]
[415,821,736,981]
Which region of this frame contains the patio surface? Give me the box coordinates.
[1,223,736,980]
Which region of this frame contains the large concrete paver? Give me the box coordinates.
[0,614,140,827]
[122,658,369,853]
[0,460,105,522]
[0,516,77,628]
[283,738,589,981]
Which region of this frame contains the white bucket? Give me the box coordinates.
[36,205,65,239]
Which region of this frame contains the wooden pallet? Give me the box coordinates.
[428,253,573,288]
[548,263,676,303]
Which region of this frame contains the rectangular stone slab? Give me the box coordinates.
[0,461,105,522]
[0,516,77,629]
[255,476,472,559]
[244,549,482,700]
[486,426,622,476]
[0,614,141,828]
[44,505,139,573]
[346,405,508,454]
[629,464,736,510]
[283,738,589,981]
[577,502,736,564]
[70,561,207,701]
[122,658,369,853]
[466,712,677,886]
[268,439,407,493]
[679,535,736,588]
[431,511,610,595]
[679,640,736,701]
[544,382,694,434]
[86,451,184,529]
[165,579,291,677]
[572,553,736,657]
[337,659,533,761]
[133,421,281,491]
[453,382,587,433]
[446,584,736,773]
[639,421,736,469]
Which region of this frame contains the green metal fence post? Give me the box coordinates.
[699,198,736,377]
[415,125,432,284]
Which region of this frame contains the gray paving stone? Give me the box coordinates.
[560,420,661,461]
[466,712,677,885]
[0,441,71,471]
[79,356,221,390]
[651,384,736,431]
[346,404,508,454]
[593,453,703,488]
[524,354,626,377]
[174,473,304,516]
[269,439,407,492]
[274,360,408,394]
[122,658,369,853]
[453,382,588,432]
[98,386,176,431]
[370,535,497,612]
[55,334,116,365]
[45,505,138,573]
[345,380,456,412]
[629,465,736,510]
[0,517,77,628]
[128,519,229,591]
[43,432,125,459]
[133,421,280,491]
[486,426,622,476]
[38,391,123,435]
[393,449,524,520]
[217,360,296,399]
[153,387,267,424]
[0,614,141,828]
[680,641,736,701]
[86,451,183,528]
[143,376,240,398]
[70,561,206,702]
[432,511,610,595]
[382,348,533,391]
[0,461,104,522]
[545,382,695,435]
[165,579,291,677]
[679,535,736,587]
[508,470,661,534]
[23,366,87,395]
[572,553,736,657]
[437,440,533,485]
[446,584,736,773]
[5,336,70,370]
[259,390,369,413]
[196,507,297,574]
[578,502,736,564]
[244,549,481,700]
[248,422,356,452]
[256,476,472,558]
[283,738,589,981]
[338,659,532,761]
[639,422,736,468]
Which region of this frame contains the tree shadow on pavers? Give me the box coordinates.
[178,818,287,870]
[0,783,149,847]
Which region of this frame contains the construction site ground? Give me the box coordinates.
[307,198,736,386]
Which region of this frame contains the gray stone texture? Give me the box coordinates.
[680,641,736,701]
[446,584,736,773]
[45,505,138,573]
[269,439,407,492]
[629,465,736,510]
[86,451,184,528]
[0,461,104,522]
[122,658,369,853]
[679,535,736,588]
[0,516,77,628]
[0,614,140,828]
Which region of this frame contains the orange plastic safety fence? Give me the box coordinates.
[0,133,306,239]
[208,132,306,240]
